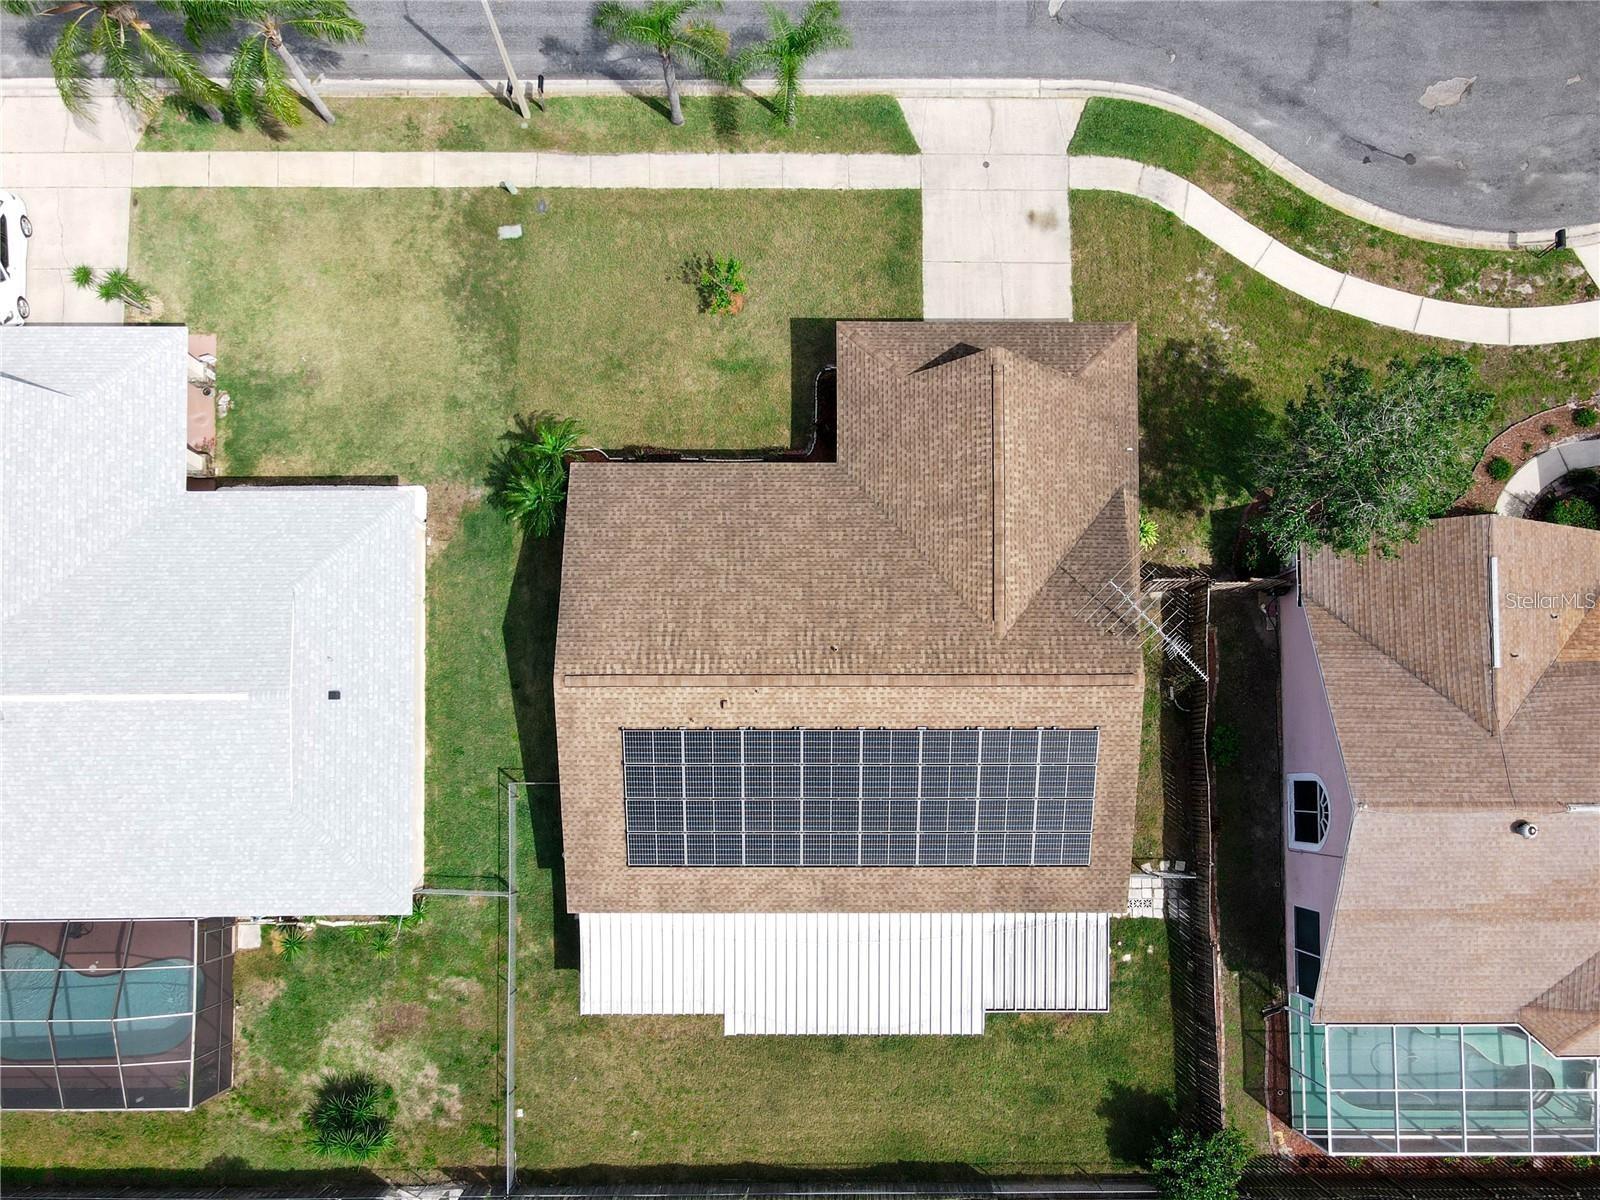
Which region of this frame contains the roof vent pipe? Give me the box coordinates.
[1512,819,1539,839]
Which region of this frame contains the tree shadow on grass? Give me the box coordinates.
[502,513,578,968]
[1096,1081,1177,1168]
[1140,338,1278,519]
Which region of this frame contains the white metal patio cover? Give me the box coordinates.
[0,326,427,919]
[579,910,1111,1034]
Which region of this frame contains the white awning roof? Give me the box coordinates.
[579,911,1111,1035]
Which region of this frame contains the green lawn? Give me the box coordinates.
[1071,190,1600,566]
[1069,98,1596,308]
[4,186,1183,1183]
[140,94,918,154]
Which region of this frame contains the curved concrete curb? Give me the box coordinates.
[1496,437,1600,517]
[1070,156,1600,347]
[6,74,1597,249]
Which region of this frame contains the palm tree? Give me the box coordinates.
[592,0,729,127]
[736,0,849,128]
[4,0,223,119]
[486,415,585,538]
[180,0,363,128]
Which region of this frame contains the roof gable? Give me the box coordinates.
[836,322,1137,635]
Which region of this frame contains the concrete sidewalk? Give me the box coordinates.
[1070,156,1600,347]
[902,97,1080,319]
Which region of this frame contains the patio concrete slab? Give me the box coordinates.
[349,152,434,187]
[924,260,1005,318]
[277,152,356,188]
[208,152,280,188]
[589,154,651,188]
[132,153,211,188]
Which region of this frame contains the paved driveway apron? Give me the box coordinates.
[902,97,1081,319]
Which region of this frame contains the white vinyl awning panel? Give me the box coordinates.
[578,911,1111,1035]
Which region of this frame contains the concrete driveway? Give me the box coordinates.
[0,92,138,323]
[904,97,1080,318]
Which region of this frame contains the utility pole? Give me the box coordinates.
[481,0,531,119]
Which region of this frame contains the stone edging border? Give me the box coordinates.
[7,73,1594,250]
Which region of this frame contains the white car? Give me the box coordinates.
[0,191,33,325]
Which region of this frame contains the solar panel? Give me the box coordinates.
[621,727,1100,867]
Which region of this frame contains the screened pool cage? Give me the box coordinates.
[0,919,234,1110]
[1287,995,1600,1156]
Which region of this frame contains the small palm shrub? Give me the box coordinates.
[1150,1127,1253,1200]
[1574,406,1599,429]
[1550,497,1599,529]
[71,265,153,312]
[306,1075,396,1162]
[276,924,308,962]
[1485,455,1514,482]
[693,253,749,314]
[1138,512,1159,551]
[486,414,585,537]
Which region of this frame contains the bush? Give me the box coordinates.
[1151,1127,1253,1200]
[486,413,584,538]
[1138,512,1160,551]
[306,1075,396,1162]
[1209,722,1240,769]
[1574,406,1599,428]
[691,253,749,314]
[1542,423,1560,436]
[276,924,308,962]
[72,264,154,311]
[1485,455,1514,482]
[1549,497,1599,529]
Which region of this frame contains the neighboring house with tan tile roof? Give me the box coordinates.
[553,320,1147,1035]
[1277,513,1600,1157]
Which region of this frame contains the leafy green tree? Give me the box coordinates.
[180,0,363,128]
[486,414,585,538]
[1150,1127,1253,1200]
[1256,354,1493,561]
[735,0,850,127]
[5,0,223,118]
[592,0,729,127]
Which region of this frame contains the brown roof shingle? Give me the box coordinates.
[1301,515,1600,1044]
[553,321,1145,916]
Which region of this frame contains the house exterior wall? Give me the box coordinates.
[553,678,1142,915]
[1279,587,1355,998]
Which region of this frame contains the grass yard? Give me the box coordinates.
[1069,98,1596,308]
[140,94,918,155]
[1071,191,1600,566]
[4,185,1184,1183]
[128,187,920,478]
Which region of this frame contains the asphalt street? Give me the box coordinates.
[3,1,1597,229]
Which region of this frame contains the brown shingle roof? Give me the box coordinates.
[1301,515,1600,1044]
[552,321,1145,916]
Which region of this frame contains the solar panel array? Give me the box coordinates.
[622,728,1098,868]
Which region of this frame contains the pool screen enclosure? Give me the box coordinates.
[0,919,234,1110]
[1286,995,1600,1155]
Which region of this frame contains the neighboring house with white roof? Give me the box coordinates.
[0,326,427,1111]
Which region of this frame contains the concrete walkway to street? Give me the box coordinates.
[2,88,1596,342]
[900,96,1079,319]
[1069,155,1600,348]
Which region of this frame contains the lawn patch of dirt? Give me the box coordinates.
[310,999,464,1126]
[426,481,486,562]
